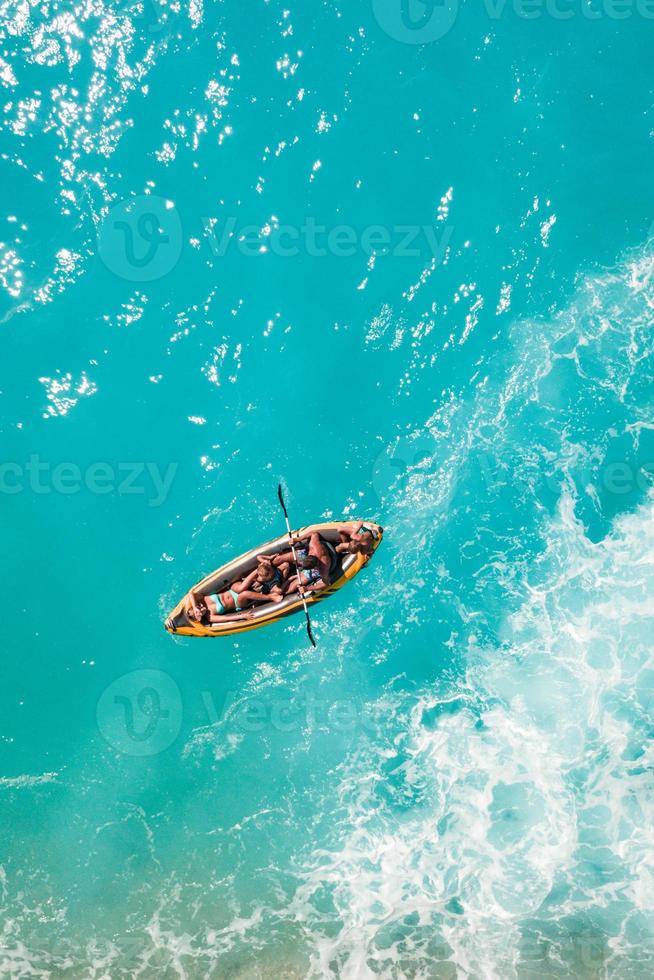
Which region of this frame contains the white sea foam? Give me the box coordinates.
[291,490,654,978]
[279,252,654,978]
[0,771,59,789]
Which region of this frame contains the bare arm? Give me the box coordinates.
[337,521,362,538]
[232,570,259,593]
[186,591,202,621]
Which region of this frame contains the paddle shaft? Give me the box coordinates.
[277,485,316,647]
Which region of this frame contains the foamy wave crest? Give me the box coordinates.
[292,491,654,978]
[0,771,59,789]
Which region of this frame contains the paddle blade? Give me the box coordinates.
[277,483,289,519]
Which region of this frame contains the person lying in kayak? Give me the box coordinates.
[186,561,285,623]
[271,531,335,588]
[335,521,380,557]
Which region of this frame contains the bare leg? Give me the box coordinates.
[283,574,301,597]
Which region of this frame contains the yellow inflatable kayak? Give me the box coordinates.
[164,520,383,637]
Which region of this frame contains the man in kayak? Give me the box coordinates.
[335,521,380,557]
[271,531,336,596]
[186,560,285,623]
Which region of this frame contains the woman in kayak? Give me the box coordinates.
[335,521,379,557]
[186,559,285,623]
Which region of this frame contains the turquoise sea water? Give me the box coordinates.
[3,0,654,976]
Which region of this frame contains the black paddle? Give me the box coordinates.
[277,483,317,647]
